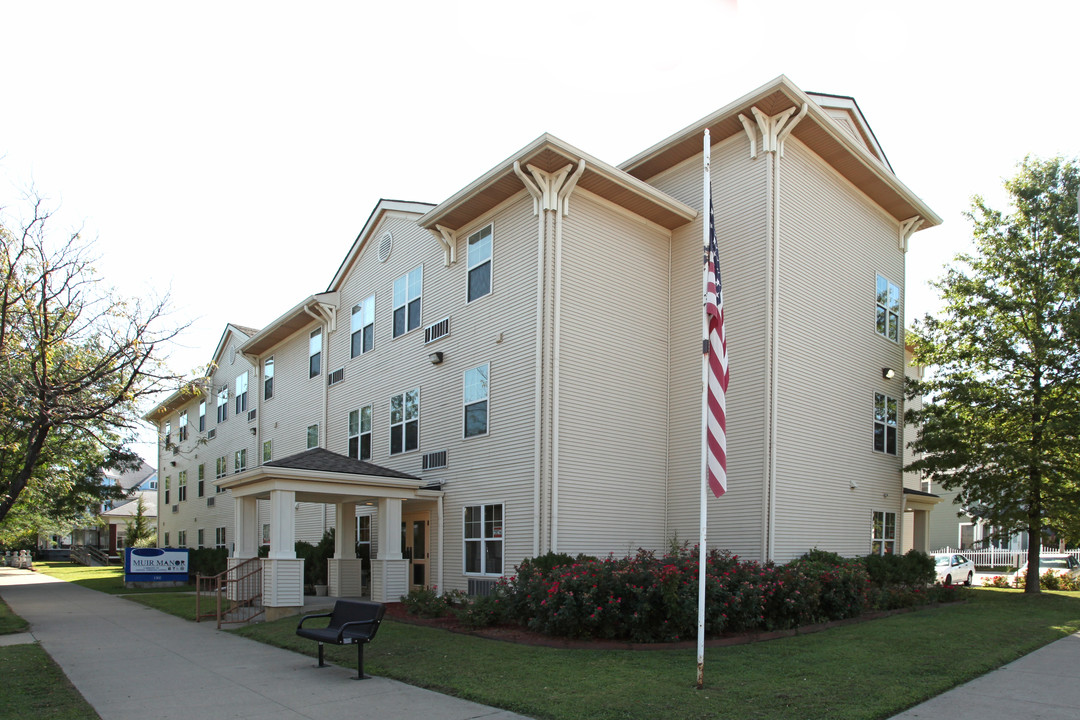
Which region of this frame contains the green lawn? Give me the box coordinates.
[35,562,194,594]
[233,589,1080,720]
[0,596,29,635]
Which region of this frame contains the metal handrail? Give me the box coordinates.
[70,544,112,567]
[195,557,263,629]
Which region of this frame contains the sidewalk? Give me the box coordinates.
[0,567,529,720]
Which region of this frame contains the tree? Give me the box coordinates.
[906,156,1080,593]
[0,196,183,530]
[124,495,156,548]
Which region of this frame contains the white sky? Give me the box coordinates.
[2,0,1078,460]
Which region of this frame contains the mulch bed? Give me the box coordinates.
[382,601,960,651]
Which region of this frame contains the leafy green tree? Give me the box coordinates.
[124,495,156,548]
[906,156,1080,593]
[0,196,182,530]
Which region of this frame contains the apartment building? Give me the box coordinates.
[145,76,941,617]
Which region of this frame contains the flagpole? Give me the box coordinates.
[696,129,711,690]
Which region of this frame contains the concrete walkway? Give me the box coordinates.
[0,567,529,720]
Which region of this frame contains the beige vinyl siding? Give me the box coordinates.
[326,198,538,591]
[653,133,771,560]
[769,137,906,561]
[257,319,326,461]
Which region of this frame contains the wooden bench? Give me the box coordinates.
[296,600,385,679]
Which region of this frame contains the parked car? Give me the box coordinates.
[933,553,974,586]
[1015,554,1080,581]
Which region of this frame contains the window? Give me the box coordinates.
[197,464,205,497]
[876,274,900,342]
[349,406,372,461]
[197,529,205,548]
[263,440,272,463]
[464,504,503,575]
[178,412,188,442]
[164,476,170,504]
[148,477,158,490]
[872,511,896,555]
[307,424,319,449]
[217,385,228,423]
[164,532,170,547]
[215,527,227,549]
[390,389,419,454]
[262,523,270,545]
[215,456,227,480]
[351,295,375,357]
[177,530,187,548]
[874,393,898,455]
[467,225,492,302]
[463,364,489,437]
[234,448,247,474]
[164,421,171,447]
[309,328,322,378]
[198,401,206,432]
[178,470,187,502]
[264,356,274,400]
[357,515,371,545]
[235,372,248,414]
[393,267,422,337]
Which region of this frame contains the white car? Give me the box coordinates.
[1015,554,1080,581]
[933,553,974,586]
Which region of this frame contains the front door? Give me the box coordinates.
[402,512,430,591]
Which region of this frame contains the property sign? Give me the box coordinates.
[124,547,190,584]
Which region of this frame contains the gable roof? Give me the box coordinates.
[620,75,941,229]
[265,448,421,481]
[418,133,697,234]
[103,459,156,490]
[327,199,436,292]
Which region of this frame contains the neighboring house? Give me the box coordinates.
[145,76,941,618]
[69,459,157,554]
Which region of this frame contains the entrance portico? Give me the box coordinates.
[217,448,441,620]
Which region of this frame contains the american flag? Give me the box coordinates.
[704,197,728,498]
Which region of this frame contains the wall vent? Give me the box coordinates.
[422,450,447,470]
[328,367,345,386]
[247,409,257,422]
[207,429,217,440]
[171,504,179,514]
[378,231,393,262]
[424,317,450,344]
[468,578,497,597]
[207,497,215,507]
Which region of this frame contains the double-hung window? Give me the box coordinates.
[178,470,187,502]
[178,412,188,442]
[349,406,372,461]
[464,504,503,575]
[177,530,186,548]
[264,356,274,400]
[234,448,247,473]
[309,329,322,379]
[215,527,226,549]
[307,424,319,450]
[198,401,206,432]
[393,267,422,337]
[263,440,272,463]
[876,274,900,342]
[874,393,898,455]
[164,476,170,504]
[235,372,248,414]
[351,295,375,357]
[215,456,227,480]
[463,364,489,437]
[216,385,228,423]
[467,225,492,302]
[389,389,419,454]
[164,421,171,447]
[197,529,205,548]
[872,511,896,555]
[197,464,205,497]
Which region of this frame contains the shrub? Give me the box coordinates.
[454,593,505,627]
[982,575,1012,588]
[188,547,228,577]
[401,587,454,618]
[862,550,935,587]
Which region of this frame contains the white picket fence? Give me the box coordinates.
[932,545,1080,569]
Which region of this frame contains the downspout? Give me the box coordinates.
[437,492,444,593]
[514,161,546,556]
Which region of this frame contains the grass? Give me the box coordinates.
[34,561,194,594]
[0,596,29,634]
[232,588,1080,720]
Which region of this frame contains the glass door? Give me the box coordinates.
[402,512,429,591]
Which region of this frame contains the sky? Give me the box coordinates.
[2,0,1078,460]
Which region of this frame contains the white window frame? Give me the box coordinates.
[178,470,187,502]
[309,328,322,379]
[197,528,205,548]
[178,412,188,442]
[216,385,228,423]
[235,371,248,414]
[264,356,274,400]
[351,294,375,358]
[876,274,901,342]
[392,266,423,338]
[177,530,187,548]
[307,424,319,450]
[463,363,489,438]
[234,448,247,473]
[198,401,206,432]
[874,392,898,456]
[197,464,205,497]
[389,388,419,455]
[215,456,227,480]
[349,405,372,461]
[466,224,493,303]
[872,510,896,556]
[463,503,503,576]
[215,526,227,549]
[263,439,272,463]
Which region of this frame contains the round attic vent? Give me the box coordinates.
[378,231,393,263]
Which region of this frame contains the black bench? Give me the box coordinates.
[296,600,386,679]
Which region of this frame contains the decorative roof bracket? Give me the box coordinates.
[432,225,458,266]
[899,216,924,253]
[514,160,586,215]
[739,103,809,159]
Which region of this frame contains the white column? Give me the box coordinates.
[370,498,408,602]
[335,503,358,557]
[376,498,403,559]
[329,502,362,597]
[234,496,258,559]
[268,489,296,559]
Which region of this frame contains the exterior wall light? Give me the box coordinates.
[882,367,896,379]
[429,352,444,365]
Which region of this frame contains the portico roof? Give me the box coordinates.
[216,448,440,504]
[903,487,944,512]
